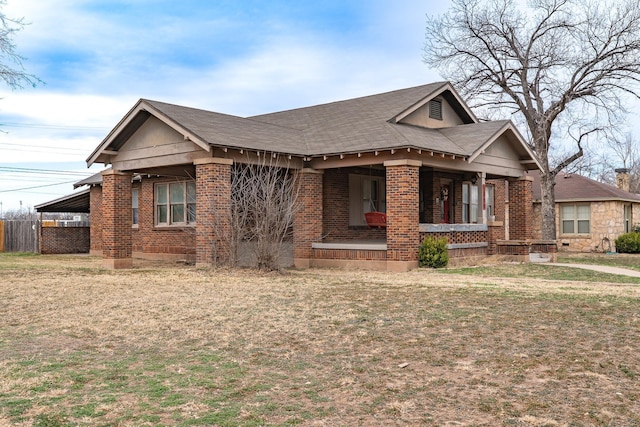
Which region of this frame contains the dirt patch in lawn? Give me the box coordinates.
[1,254,639,426]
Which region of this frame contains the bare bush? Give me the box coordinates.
[228,155,300,270]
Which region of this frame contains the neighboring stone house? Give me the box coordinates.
[41,82,549,270]
[532,170,640,252]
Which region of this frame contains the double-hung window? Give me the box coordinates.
[561,204,590,234]
[132,188,139,226]
[155,181,196,226]
[462,182,479,223]
[485,184,495,219]
[624,204,632,233]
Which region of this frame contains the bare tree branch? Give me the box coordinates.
[0,1,41,89]
[424,0,640,239]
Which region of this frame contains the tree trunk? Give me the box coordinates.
[539,171,556,240]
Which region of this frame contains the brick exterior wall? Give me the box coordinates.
[90,185,103,253]
[40,227,90,254]
[508,176,533,240]
[293,169,323,264]
[322,168,386,241]
[101,170,132,268]
[134,179,196,258]
[385,161,420,263]
[195,159,232,266]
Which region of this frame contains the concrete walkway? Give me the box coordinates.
[547,263,640,278]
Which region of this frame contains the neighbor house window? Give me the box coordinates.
[462,182,479,223]
[561,204,590,234]
[155,181,196,225]
[624,204,631,233]
[348,174,386,226]
[132,188,139,226]
[485,184,495,219]
[429,99,443,120]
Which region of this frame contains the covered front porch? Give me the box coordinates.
[294,158,547,271]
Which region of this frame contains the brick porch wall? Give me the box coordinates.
[40,227,90,254]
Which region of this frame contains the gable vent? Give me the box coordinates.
[429,99,443,120]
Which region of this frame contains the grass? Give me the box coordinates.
[442,252,640,283]
[0,253,639,425]
[556,252,640,271]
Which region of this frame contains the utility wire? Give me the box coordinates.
[0,122,109,131]
[0,179,80,193]
[0,166,92,176]
[0,142,89,153]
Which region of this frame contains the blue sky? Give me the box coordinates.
[0,0,448,213]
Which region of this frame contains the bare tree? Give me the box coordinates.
[596,133,640,193]
[0,1,41,89]
[424,0,640,239]
[228,155,300,270]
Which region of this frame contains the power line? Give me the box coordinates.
[0,122,109,131]
[0,179,80,193]
[0,166,92,176]
[0,142,89,153]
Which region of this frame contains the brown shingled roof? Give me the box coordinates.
[531,172,640,202]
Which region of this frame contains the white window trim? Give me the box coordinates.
[560,203,590,235]
[155,181,196,226]
[132,187,139,227]
[462,181,480,224]
[485,184,495,219]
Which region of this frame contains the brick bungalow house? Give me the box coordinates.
[532,170,640,253]
[67,82,548,271]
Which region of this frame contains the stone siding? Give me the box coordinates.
[533,201,640,252]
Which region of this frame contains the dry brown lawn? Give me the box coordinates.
[1,254,639,426]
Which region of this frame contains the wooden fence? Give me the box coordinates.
[0,220,39,253]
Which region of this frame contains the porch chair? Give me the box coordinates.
[364,211,387,229]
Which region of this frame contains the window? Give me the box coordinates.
[348,174,386,226]
[485,184,495,219]
[462,182,479,223]
[155,181,196,225]
[429,99,443,120]
[362,177,385,214]
[132,188,139,226]
[624,204,632,233]
[561,204,590,234]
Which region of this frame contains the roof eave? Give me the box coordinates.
[87,99,212,168]
[467,122,542,171]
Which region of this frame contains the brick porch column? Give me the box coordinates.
[195,158,232,267]
[508,176,533,240]
[89,185,103,257]
[293,168,323,268]
[385,160,421,272]
[101,169,132,269]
